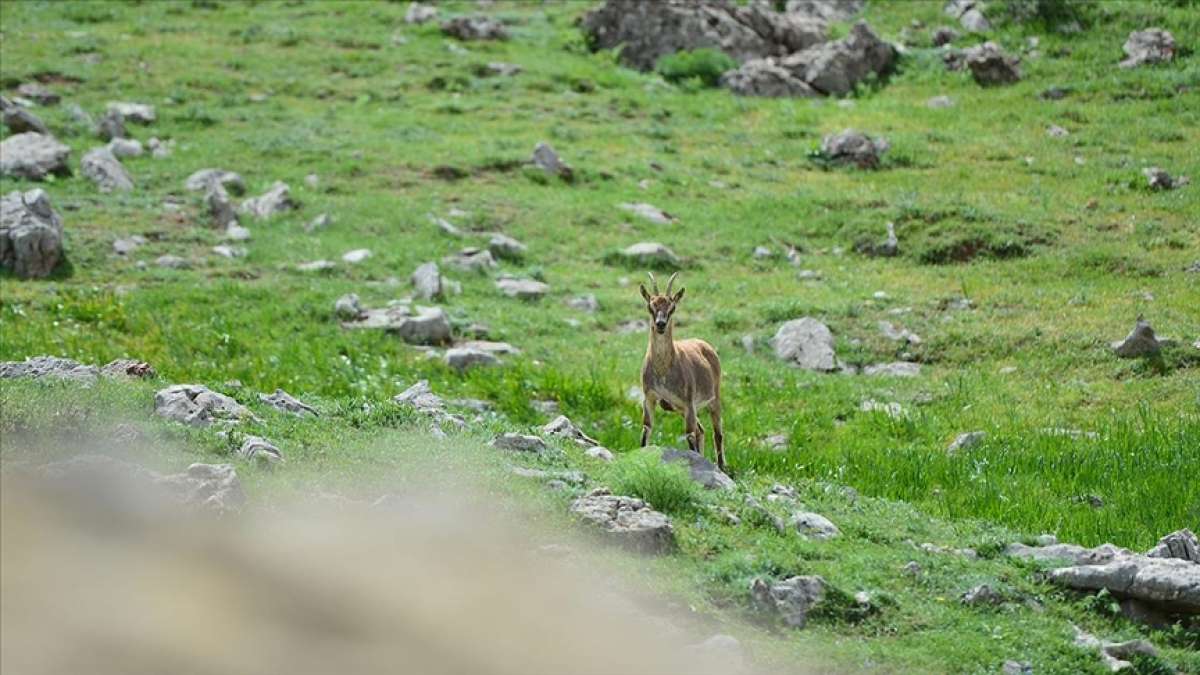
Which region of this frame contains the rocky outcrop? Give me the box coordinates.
[1,356,154,383]
[1,188,64,278]
[0,132,71,180]
[581,0,826,72]
[965,42,1021,86]
[771,317,838,371]
[343,303,453,346]
[791,21,895,96]
[441,15,508,41]
[570,487,675,554]
[154,385,254,427]
[720,59,817,97]
[240,181,295,220]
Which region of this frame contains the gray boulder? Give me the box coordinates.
[1147,529,1199,563]
[965,42,1021,85]
[81,147,133,192]
[785,0,863,21]
[1,356,153,382]
[1112,318,1161,358]
[1052,555,1200,615]
[619,242,681,268]
[945,0,990,33]
[106,102,156,124]
[750,575,826,628]
[1,188,64,278]
[441,15,509,41]
[1,97,49,134]
[1006,541,1129,566]
[796,21,896,96]
[531,142,573,181]
[721,58,817,97]
[488,233,527,261]
[1120,28,1175,68]
[334,293,365,321]
[496,276,549,300]
[155,255,189,269]
[863,361,921,377]
[185,168,246,196]
[771,317,838,371]
[0,132,71,180]
[154,384,253,427]
[405,1,437,24]
[112,235,146,255]
[947,431,986,453]
[206,185,237,229]
[1074,626,1160,673]
[396,306,453,345]
[443,247,496,273]
[96,110,126,141]
[619,202,674,224]
[240,181,295,219]
[491,433,550,454]
[394,380,465,429]
[411,261,444,300]
[960,584,1002,606]
[258,388,318,417]
[580,0,826,72]
[792,511,840,539]
[821,129,889,168]
[542,415,600,447]
[15,82,60,105]
[661,448,734,490]
[569,487,675,554]
[445,347,500,371]
[106,137,144,158]
[237,436,283,466]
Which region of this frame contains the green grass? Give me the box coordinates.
[2,0,1199,671]
[603,446,707,514]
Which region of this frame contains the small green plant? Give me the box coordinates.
[655,49,737,89]
[603,447,705,514]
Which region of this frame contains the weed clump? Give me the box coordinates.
[655,49,737,89]
[603,447,705,515]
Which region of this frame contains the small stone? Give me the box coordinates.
[155,255,189,269]
[112,235,146,255]
[211,245,246,259]
[258,388,318,417]
[305,213,331,232]
[1143,167,1186,191]
[106,101,156,124]
[1111,317,1161,357]
[820,129,889,169]
[661,448,734,490]
[585,446,615,462]
[618,242,680,268]
[860,399,907,418]
[342,248,372,264]
[750,575,826,628]
[443,247,496,273]
[488,233,527,261]
[238,436,283,466]
[1047,124,1069,138]
[240,181,295,220]
[618,202,674,225]
[531,142,573,181]
[405,1,437,24]
[491,433,550,454]
[1002,660,1033,675]
[927,94,955,108]
[445,347,500,371]
[567,293,598,313]
[960,584,1003,606]
[154,384,252,427]
[441,15,508,40]
[106,137,144,158]
[334,293,365,321]
[1,98,49,134]
[947,431,986,453]
[81,147,133,192]
[411,261,443,300]
[224,223,252,241]
[96,110,126,141]
[297,260,336,272]
[863,361,921,377]
[496,276,549,300]
[16,82,59,105]
[792,511,840,539]
[965,42,1021,86]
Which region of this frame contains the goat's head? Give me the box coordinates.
[638,272,685,335]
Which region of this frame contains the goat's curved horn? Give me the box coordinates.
[665,272,679,296]
[647,272,659,294]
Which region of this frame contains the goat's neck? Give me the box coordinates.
[648,323,675,376]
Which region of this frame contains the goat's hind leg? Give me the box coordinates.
[640,393,656,447]
[709,400,726,472]
[684,405,703,453]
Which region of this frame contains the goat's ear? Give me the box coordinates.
[639,284,651,302]
[672,287,685,303]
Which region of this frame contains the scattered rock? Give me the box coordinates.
[81,147,133,192]
[960,584,1003,606]
[348,304,453,345]
[1147,529,1199,563]
[792,511,840,539]
[1002,661,1032,675]
[441,15,508,41]
[765,434,789,451]
[305,213,331,232]
[1053,554,1200,616]
[0,132,71,180]
[879,320,921,345]
[510,467,585,486]
[751,575,826,628]
[443,247,496,273]
[296,259,336,273]
[721,59,816,97]
[860,399,907,418]
[1,188,64,278]
[569,487,675,554]
[586,446,615,462]
[927,94,955,108]
[1,97,49,134]
[771,318,838,371]
[580,0,826,72]
[211,244,245,259]
[619,202,674,225]
[863,361,921,377]
[147,137,173,158]
[1111,317,1161,358]
[965,42,1021,86]
[1005,542,1129,566]
[223,223,251,241]
[947,431,986,453]
[258,388,318,417]
[491,433,551,454]
[411,261,444,300]
[945,0,990,33]
[661,448,734,490]
[618,242,681,268]
[488,233,527,261]
[240,181,295,220]
[567,293,599,313]
[1047,124,1069,139]
[185,168,246,196]
[932,26,959,46]
[445,347,501,371]
[1,356,151,382]
[206,185,237,229]
[106,137,143,158]
[820,129,889,168]
[405,1,437,24]
[531,142,573,181]
[112,235,146,256]
[542,415,600,447]
[496,276,549,300]
[96,110,126,141]
[794,21,896,97]
[478,61,522,77]
[154,384,253,427]
[155,255,189,269]
[457,340,519,356]
[1120,28,1175,69]
[334,293,365,321]
[394,380,465,429]
[237,436,283,466]
[1142,166,1187,191]
[1074,626,1161,673]
[16,82,60,105]
[342,248,372,264]
[106,102,156,124]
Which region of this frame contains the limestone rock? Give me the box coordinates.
[771,318,838,371]
[411,261,443,300]
[1120,29,1175,69]
[185,168,246,196]
[81,147,133,192]
[240,181,295,220]
[237,436,283,466]
[1111,318,1161,358]
[750,575,826,628]
[965,42,1021,86]
[820,129,889,169]
[542,415,600,447]
[0,132,71,180]
[661,448,733,490]
[154,384,253,427]
[488,233,527,261]
[445,347,500,371]
[569,488,675,554]
[619,242,681,268]
[496,276,549,300]
[258,388,318,417]
[1,188,64,278]
[531,142,573,181]
[791,511,840,539]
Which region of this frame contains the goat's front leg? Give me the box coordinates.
[640,392,657,447]
[684,404,702,452]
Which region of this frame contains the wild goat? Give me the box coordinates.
[638,272,726,471]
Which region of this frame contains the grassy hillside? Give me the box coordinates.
[1,1,1198,672]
